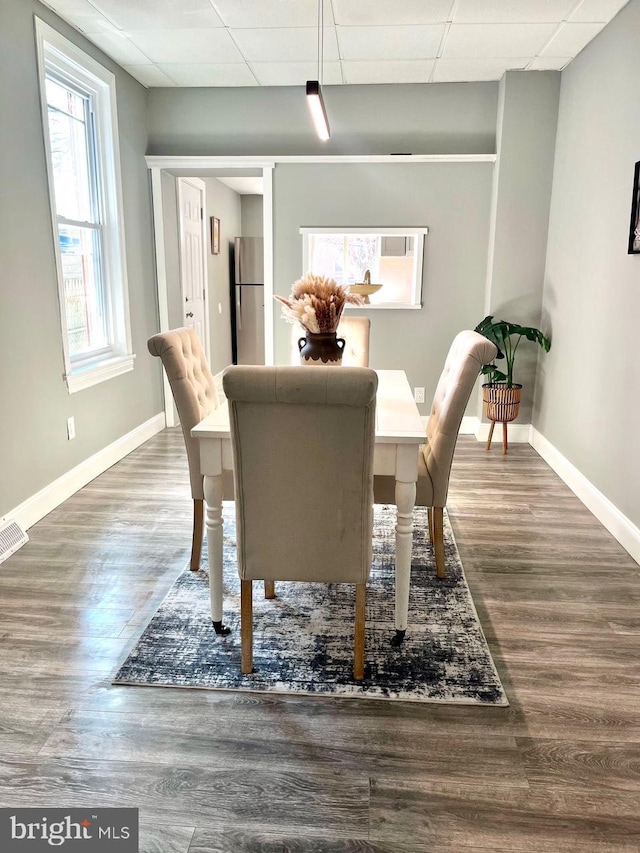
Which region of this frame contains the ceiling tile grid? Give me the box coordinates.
[42,0,631,87]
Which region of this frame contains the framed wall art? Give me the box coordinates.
[628,161,640,255]
[210,216,220,255]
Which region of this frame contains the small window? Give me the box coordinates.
[36,20,134,393]
[300,227,427,308]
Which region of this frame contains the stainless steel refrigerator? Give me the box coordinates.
[231,236,264,365]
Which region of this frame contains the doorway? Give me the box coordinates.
[148,161,274,426]
[177,177,210,361]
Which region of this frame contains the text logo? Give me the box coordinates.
[0,809,138,851]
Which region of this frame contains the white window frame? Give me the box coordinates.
[36,19,134,394]
[300,227,428,309]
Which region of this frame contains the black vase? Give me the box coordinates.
[298,332,345,365]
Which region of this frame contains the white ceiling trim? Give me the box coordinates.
[145,155,497,169]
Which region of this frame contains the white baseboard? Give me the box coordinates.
[5,413,165,532]
[420,415,531,443]
[473,420,532,444]
[530,427,640,566]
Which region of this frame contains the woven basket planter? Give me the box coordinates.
[482,383,522,423]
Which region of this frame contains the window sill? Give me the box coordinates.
[66,353,135,394]
[345,303,422,310]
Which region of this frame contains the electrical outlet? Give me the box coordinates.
[414,387,425,404]
[67,416,76,440]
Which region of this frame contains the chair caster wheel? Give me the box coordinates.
[390,629,406,647]
[212,620,231,636]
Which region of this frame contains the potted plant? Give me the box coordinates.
[474,315,551,452]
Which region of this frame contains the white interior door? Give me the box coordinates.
[177,177,209,360]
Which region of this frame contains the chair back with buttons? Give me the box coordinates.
[424,330,498,505]
[223,365,378,584]
[147,327,219,500]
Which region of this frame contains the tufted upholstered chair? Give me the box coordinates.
[223,365,378,680]
[290,316,371,366]
[374,331,497,579]
[147,327,234,571]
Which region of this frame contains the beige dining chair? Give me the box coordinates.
[290,316,371,366]
[374,330,498,579]
[223,365,378,680]
[147,327,234,572]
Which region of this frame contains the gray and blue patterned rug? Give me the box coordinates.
[114,503,507,705]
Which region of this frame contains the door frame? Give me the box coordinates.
[176,176,211,364]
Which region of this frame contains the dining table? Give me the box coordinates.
[191,368,425,644]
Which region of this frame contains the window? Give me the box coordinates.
[301,227,428,308]
[36,20,133,393]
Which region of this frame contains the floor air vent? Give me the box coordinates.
[0,521,29,565]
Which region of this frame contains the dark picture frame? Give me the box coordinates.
[210,216,220,255]
[628,161,640,254]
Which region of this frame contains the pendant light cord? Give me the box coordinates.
[317,0,323,85]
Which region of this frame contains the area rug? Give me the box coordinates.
[114,503,507,705]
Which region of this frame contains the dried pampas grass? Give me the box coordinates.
[275,273,363,334]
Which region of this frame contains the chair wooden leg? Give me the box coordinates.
[486,421,495,451]
[427,506,434,544]
[502,421,508,455]
[190,499,204,571]
[241,579,253,674]
[354,583,366,681]
[264,580,275,599]
[433,506,446,579]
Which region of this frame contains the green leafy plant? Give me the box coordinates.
[474,315,551,388]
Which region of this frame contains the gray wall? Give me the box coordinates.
[146,80,504,414]
[485,71,561,422]
[534,0,640,528]
[204,178,240,375]
[147,83,498,156]
[272,163,493,410]
[0,0,160,518]
[241,195,264,239]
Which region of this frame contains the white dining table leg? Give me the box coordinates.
[393,478,416,646]
[203,472,230,636]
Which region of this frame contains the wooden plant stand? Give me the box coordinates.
[482,384,522,455]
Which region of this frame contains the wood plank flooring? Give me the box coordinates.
[1,429,639,852]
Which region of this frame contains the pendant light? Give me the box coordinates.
[306,0,330,141]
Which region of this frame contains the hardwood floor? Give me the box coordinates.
[1,429,639,852]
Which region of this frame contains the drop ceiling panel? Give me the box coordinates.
[90,0,224,30]
[230,27,340,63]
[433,57,529,82]
[442,23,558,57]
[156,63,258,86]
[454,0,577,24]
[126,28,245,64]
[212,0,333,29]
[43,0,115,30]
[343,60,436,85]
[540,21,606,54]
[569,0,629,21]
[337,25,446,61]
[42,0,631,87]
[250,61,342,86]
[123,64,177,87]
[82,30,153,65]
[332,0,454,26]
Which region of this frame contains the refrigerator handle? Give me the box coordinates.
[236,286,242,330]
